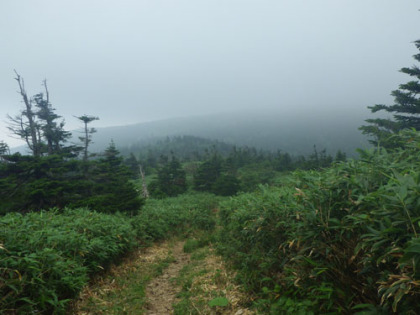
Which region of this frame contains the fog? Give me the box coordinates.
[1,0,419,147]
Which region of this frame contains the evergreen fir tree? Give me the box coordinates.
[0,141,10,162]
[33,84,72,155]
[360,40,420,147]
[82,141,144,215]
[211,174,240,196]
[151,155,187,197]
[76,115,99,162]
[123,153,140,179]
[193,154,222,192]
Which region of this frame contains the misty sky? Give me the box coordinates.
[1,0,420,147]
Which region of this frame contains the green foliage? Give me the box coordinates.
[0,142,144,215]
[193,154,223,192]
[183,239,202,253]
[77,141,144,214]
[0,209,136,314]
[0,141,10,159]
[122,135,234,169]
[0,191,221,313]
[8,74,80,158]
[237,162,276,192]
[33,92,73,155]
[211,174,240,196]
[123,153,140,179]
[149,155,187,198]
[183,234,213,254]
[0,154,85,213]
[208,297,229,307]
[76,114,99,162]
[193,154,242,196]
[218,130,420,314]
[360,40,420,147]
[132,193,220,243]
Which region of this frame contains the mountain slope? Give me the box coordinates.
[91,109,369,156]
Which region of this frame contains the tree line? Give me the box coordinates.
[0,72,143,215]
[139,143,346,199]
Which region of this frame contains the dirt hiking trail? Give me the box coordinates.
[145,241,190,314]
[72,238,254,314]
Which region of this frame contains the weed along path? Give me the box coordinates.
[145,241,190,314]
[72,237,254,314]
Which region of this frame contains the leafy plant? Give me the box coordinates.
[209,296,229,307]
[218,130,420,313]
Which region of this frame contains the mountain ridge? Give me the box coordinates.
[89,109,370,156]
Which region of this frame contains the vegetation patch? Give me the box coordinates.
[218,130,420,314]
[173,241,255,315]
[0,208,137,314]
[71,240,175,314]
[0,192,221,313]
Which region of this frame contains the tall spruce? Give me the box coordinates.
[81,141,144,214]
[76,115,99,161]
[360,40,420,147]
[34,80,72,155]
[0,141,10,162]
[156,154,187,197]
[193,154,222,192]
[8,73,73,156]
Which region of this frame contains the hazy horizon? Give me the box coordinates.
[1,1,420,147]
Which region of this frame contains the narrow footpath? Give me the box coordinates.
[72,238,254,314]
[144,241,190,314]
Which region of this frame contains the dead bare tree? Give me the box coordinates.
[139,164,149,199]
[76,115,99,162]
[9,70,40,156]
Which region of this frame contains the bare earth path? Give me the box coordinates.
[144,241,190,314]
[72,238,254,314]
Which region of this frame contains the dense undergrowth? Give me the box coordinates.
[218,130,420,314]
[2,130,420,314]
[0,193,219,314]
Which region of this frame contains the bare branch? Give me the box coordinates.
[43,79,49,105]
[11,71,40,156]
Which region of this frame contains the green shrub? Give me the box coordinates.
[132,192,220,242]
[218,130,420,314]
[0,208,136,314]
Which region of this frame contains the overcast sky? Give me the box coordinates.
[1,0,419,147]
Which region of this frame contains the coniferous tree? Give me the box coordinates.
[33,81,72,155]
[0,153,83,213]
[124,153,140,179]
[8,74,76,157]
[212,174,240,196]
[193,154,222,192]
[81,141,143,214]
[0,141,10,162]
[335,150,347,162]
[360,40,420,147]
[274,151,293,171]
[76,115,99,162]
[149,154,187,197]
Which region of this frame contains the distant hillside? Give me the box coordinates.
[118,135,235,160]
[10,109,370,156]
[90,109,369,156]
